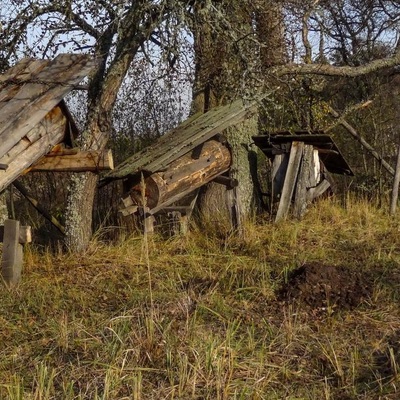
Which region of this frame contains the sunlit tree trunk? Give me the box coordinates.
[192,1,285,228]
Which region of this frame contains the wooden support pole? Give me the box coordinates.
[390,145,400,216]
[293,145,313,218]
[1,219,23,286]
[275,142,304,222]
[12,181,65,234]
[328,106,395,176]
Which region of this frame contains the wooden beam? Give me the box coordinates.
[328,106,395,176]
[1,219,23,286]
[275,142,304,222]
[28,149,114,172]
[0,224,32,244]
[307,179,331,201]
[213,175,238,189]
[293,145,313,218]
[12,181,65,235]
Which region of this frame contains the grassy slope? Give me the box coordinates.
[1,197,400,399]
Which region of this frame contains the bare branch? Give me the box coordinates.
[271,50,400,77]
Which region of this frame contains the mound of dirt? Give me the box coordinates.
[278,263,372,310]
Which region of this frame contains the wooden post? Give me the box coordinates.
[142,207,155,235]
[275,142,304,222]
[272,153,290,203]
[1,219,23,286]
[293,145,313,218]
[390,145,400,216]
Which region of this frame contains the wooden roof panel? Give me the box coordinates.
[102,98,262,184]
[0,54,96,160]
[253,133,354,176]
[0,54,96,192]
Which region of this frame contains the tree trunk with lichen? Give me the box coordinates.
[64,32,147,251]
[191,1,264,228]
[0,191,8,224]
[63,1,166,252]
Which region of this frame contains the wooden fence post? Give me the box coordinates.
[1,219,23,286]
[390,145,400,216]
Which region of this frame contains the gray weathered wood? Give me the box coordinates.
[275,142,304,222]
[307,179,331,201]
[0,105,67,192]
[0,54,96,160]
[28,149,114,172]
[390,145,400,216]
[0,60,50,104]
[272,153,290,202]
[328,106,395,176]
[101,96,267,184]
[0,224,32,244]
[293,145,313,218]
[1,219,23,286]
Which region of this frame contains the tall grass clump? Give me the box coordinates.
[0,196,399,398]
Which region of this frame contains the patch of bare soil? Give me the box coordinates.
[278,263,372,310]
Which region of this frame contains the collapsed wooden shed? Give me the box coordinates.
[0,54,113,285]
[253,131,354,220]
[101,99,260,231]
[0,54,112,195]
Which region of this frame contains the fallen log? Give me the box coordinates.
[122,139,231,213]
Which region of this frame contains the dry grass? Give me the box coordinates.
[1,196,400,399]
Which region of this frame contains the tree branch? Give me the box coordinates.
[271,50,400,77]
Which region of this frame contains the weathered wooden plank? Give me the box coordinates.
[0,225,32,244]
[0,59,50,104]
[0,58,34,82]
[28,149,114,172]
[119,205,139,217]
[0,106,67,192]
[293,144,313,218]
[272,153,289,201]
[307,179,331,201]
[0,54,96,159]
[0,105,67,168]
[1,219,23,286]
[102,97,262,183]
[275,142,304,222]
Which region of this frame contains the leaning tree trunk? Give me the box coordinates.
[64,50,137,251]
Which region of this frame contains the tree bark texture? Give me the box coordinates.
[127,140,231,211]
[64,3,163,251]
[192,1,265,228]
